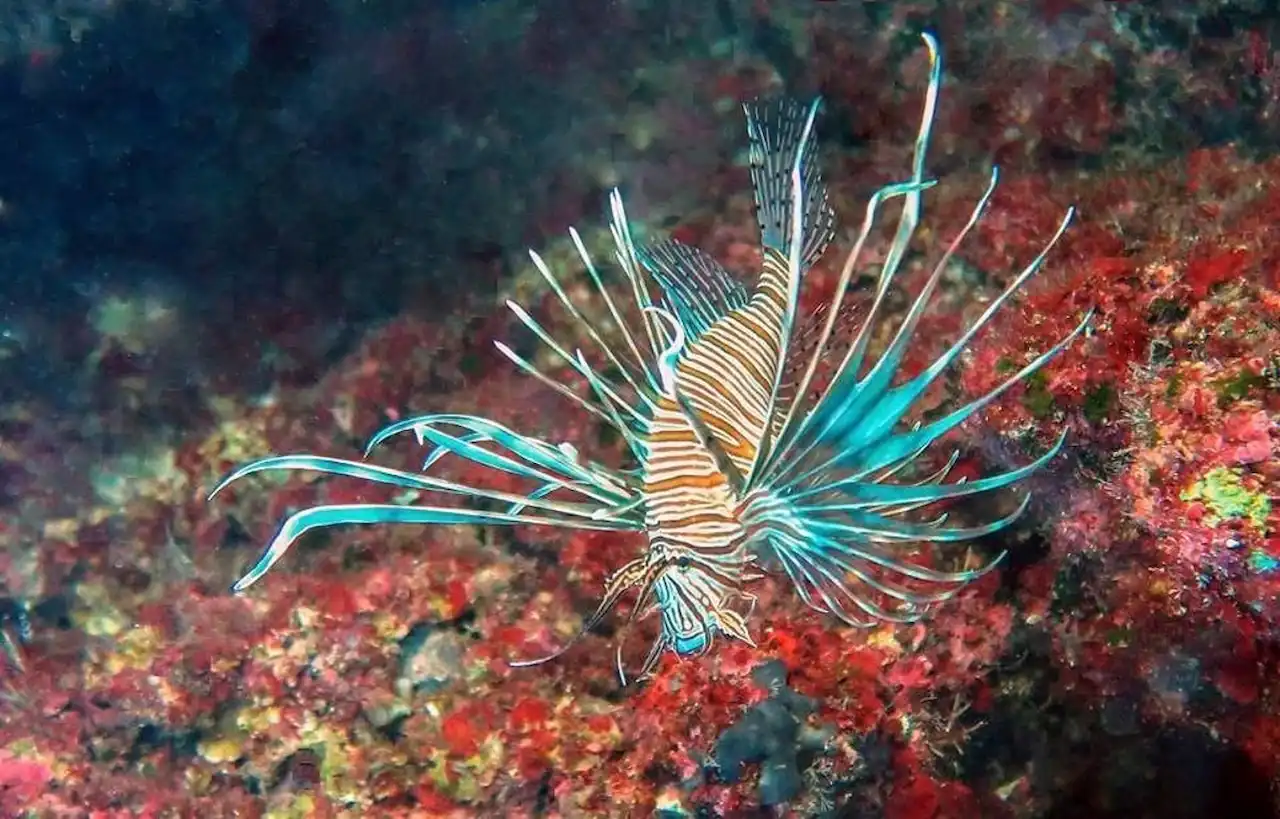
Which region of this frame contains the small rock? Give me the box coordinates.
[398,623,466,694]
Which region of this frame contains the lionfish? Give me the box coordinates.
[211,33,1090,682]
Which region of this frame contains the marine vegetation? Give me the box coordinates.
[210,33,1091,682]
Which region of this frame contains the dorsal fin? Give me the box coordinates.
[740,97,836,486]
[743,97,836,267]
[637,239,749,342]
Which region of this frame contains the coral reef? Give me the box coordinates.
[2,0,1280,817]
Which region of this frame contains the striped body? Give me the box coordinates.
[640,395,750,653]
[636,248,793,654]
[641,397,745,562]
[662,247,791,477]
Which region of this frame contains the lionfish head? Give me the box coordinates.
[634,546,757,665]
[510,546,758,682]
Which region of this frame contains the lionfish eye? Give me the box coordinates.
[675,556,691,569]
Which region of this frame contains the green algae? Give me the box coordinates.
[1180,466,1271,532]
[1213,369,1266,405]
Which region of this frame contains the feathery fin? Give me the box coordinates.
[743,97,835,265]
[637,239,748,342]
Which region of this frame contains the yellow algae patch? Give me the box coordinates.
[91,444,187,507]
[865,625,904,656]
[1181,466,1271,532]
[3,738,73,782]
[41,516,81,542]
[198,733,246,765]
[102,626,163,675]
[194,411,273,485]
[236,704,284,734]
[372,611,408,644]
[427,734,506,804]
[42,506,117,544]
[73,582,129,638]
[215,703,373,808]
[294,713,363,806]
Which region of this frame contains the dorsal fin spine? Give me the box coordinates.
[746,99,822,485]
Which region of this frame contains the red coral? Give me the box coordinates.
[0,752,53,814]
[1186,246,1251,300]
[441,704,491,757]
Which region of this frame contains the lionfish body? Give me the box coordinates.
[212,35,1091,681]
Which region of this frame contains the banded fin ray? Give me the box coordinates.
[209,442,644,592]
[738,96,841,487]
[744,97,836,264]
[637,239,748,342]
[364,413,637,498]
[752,37,945,491]
[229,503,636,594]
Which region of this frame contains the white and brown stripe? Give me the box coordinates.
[638,245,793,577]
[641,395,745,569]
[662,246,791,479]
